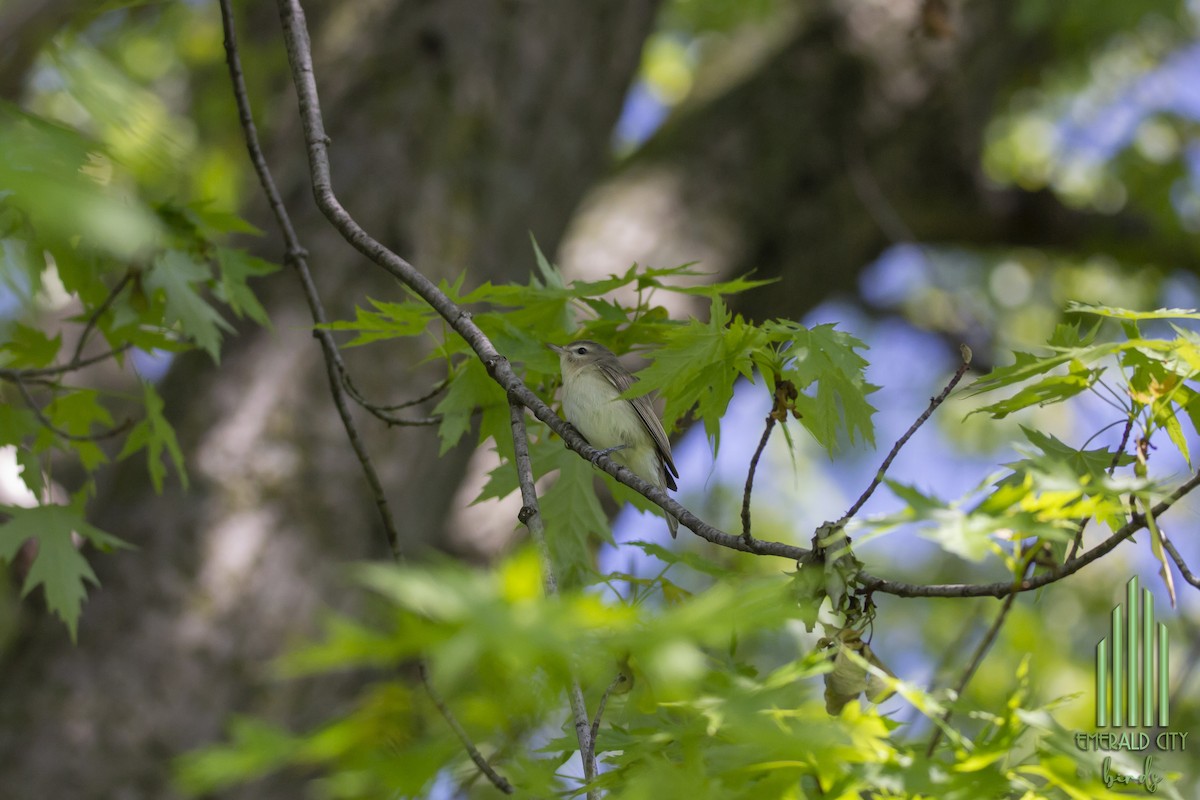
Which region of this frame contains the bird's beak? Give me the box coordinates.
[547,343,565,354]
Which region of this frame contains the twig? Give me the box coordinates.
[1067,415,1134,561]
[220,0,402,562]
[509,399,556,596]
[1162,536,1200,590]
[509,399,597,796]
[0,344,134,381]
[221,3,512,793]
[417,661,514,795]
[924,560,1033,757]
[335,365,442,426]
[741,414,776,541]
[860,470,1200,598]
[588,672,627,759]
[336,371,439,429]
[12,376,132,442]
[845,137,921,246]
[342,370,448,411]
[837,347,972,526]
[70,270,134,365]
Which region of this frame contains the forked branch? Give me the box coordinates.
[220,2,511,793]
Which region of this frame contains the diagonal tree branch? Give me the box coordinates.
[1067,413,1134,561]
[860,471,1200,598]
[924,559,1033,756]
[1162,535,1200,591]
[220,0,402,562]
[11,375,132,443]
[69,270,134,366]
[589,672,628,759]
[0,344,134,382]
[415,660,513,795]
[220,2,512,793]
[837,346,971,527]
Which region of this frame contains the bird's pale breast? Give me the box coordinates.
[562,368,645,451]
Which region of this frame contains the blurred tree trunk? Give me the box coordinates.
[0,1,657,797]
[562,1,1193,330]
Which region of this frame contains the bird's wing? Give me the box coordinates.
[596,360,679,489]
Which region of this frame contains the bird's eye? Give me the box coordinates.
[575,347,587,355]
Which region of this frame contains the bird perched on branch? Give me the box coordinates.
[549,340,680,537]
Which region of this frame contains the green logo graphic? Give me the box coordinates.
[1095,576,1169,728]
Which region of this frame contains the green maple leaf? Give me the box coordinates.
[776,322,878,451]
[0,323,61,368]
[118,381,187,491]
[432,357,508,455]
[630,296,765,450]
[215,247,278,326]
[144,250,233,360]
[38,388,114,470]
[539,450,610,583]
[1066,302,1200,321]
[320,297,435,348]
[0,504,132,640]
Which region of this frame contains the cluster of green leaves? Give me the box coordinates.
[175,548,1165,800]
[0,105,275,638]
[325,245,877,582]
[856,304,1197,578]
[211,260,1200,797]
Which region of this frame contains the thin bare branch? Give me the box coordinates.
[338,383,441,426]
[837,348,971,526]
[1162,535,1200,590]
[417,661,514,795]
[221,0,400,559]
[1067,414,1134,561]
[589,672,628,759]
[861,470,1200,598]
[11,376,132,443]
[844,138,921,246]
[0,344,134,381]
[70,270,133,365]
[925,561,1032,756]
[221,3,512,793]
[509,400,597,796]
[341,370,448,412]
[741,414,775,541]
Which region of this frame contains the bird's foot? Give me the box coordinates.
[595,444,628,457]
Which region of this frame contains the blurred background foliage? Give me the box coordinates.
[1,0,1199,797]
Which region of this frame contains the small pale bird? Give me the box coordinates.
[549,340,680,537]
